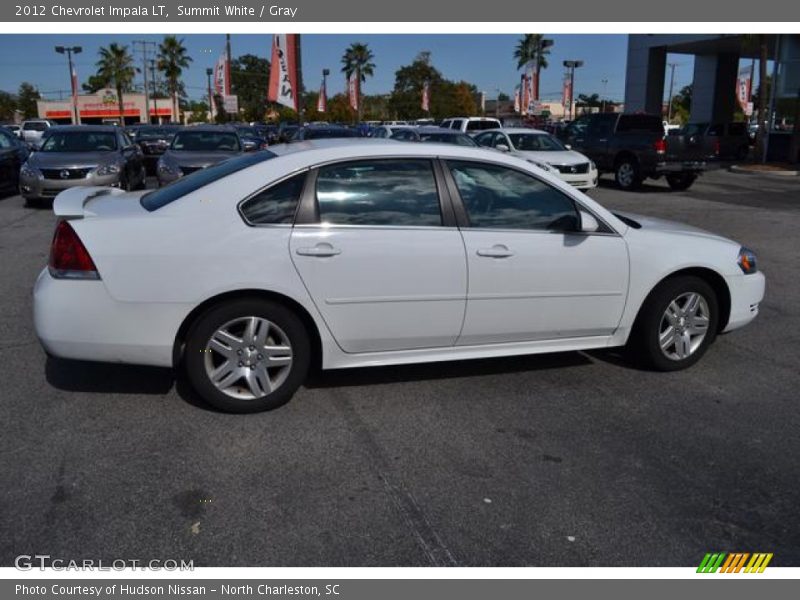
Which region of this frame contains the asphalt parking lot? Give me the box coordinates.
[1,169,798,567]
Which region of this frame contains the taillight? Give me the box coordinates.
[654,138,667,155]
[48,220,100,280]
[714,140,721,156]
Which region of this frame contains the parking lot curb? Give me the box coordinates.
[728,165,800,177]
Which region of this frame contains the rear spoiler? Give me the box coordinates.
[53,186,126,219]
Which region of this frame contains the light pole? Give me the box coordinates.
[601,78,608,113]
[321,68,329,116]
[563,60,584,121]
[666,63,679,124]
[206,68,214,122]
[149,60,160,123]
[55,45,82,124]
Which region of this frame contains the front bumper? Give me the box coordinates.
[20,171,121,200]
[555,168,599,190]
[33,268,186,368]
[723,271,766,333]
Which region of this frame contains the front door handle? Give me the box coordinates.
[296,243,342,257]
[477,245,514,258]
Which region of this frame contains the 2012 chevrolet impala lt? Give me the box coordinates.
[33,139,765,412]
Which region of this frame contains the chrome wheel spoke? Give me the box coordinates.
[659,326,676,351]
[264,344,292,367]
[675,331,691,359]
[689,314,709,335]
[210,361,240,389]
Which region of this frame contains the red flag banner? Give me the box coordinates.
[521,74,529,116]
[267,34,299,111]
[348,71,359,112]
[736,65,752,113]
[317,79,327,113]
[513,86,520,114]
[421,81,430,112]
[562,73,573,112]
[213,53,226,96]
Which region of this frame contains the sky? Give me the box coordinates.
[0,33,699,106]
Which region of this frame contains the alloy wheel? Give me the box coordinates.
[658,292,710,361]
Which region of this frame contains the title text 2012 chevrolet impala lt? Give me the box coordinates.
[33,139,765,413]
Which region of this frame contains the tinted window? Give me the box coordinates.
[466,120,501,132]
[41,131,117,152]
[24,122,48,132]
[0,131,13,148]
[474,132,495,147]
[172,130,240,151]
[301,128,359,140]
[391,129,418,141]
[240,173,305,225]
[316,159,441,227]
[447,160,579,231]
[141,151,276,211]
[616,115,664,133]
[419,132,478,146]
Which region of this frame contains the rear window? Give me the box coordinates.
[172,130,240,151]
[140,151,276,211]
[466,120,501,132]
[24,121,48,132]
[616,115,664,133]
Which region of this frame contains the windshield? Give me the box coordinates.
[137,127,177,141]
[301,128,359,140]
[171,131,240,152]
[40,131,117,152]
[419,133,478,147]
[141,151,276,211]
[508,133,566,152]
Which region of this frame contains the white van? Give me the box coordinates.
[440,117,502,134]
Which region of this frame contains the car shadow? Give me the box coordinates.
[45,357,175,395]
[597,176,672,194]
[305,350,593,389]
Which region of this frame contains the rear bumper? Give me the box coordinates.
[723,271,765,333]
[33,268,186,368]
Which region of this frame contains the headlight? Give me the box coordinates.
[96,162,121,176]
[526,159,553,172]
[157,160,179,175]
[737,247,758,274]
[20,163,40,178]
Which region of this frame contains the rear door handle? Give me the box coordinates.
[477,245,514,258]
[295,243,341,257]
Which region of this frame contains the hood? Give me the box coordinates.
[29,151,119,169]
[615,211,730,242]
[514,149,589,166]
[165,150,239,168]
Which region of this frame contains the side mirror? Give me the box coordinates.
[579,210,600,233]
[564,144,572,150]
[495,143,510,152]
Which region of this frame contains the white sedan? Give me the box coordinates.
[34,139,764,413]
[474,128,599,190]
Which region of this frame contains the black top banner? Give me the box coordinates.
[3,0,800,22]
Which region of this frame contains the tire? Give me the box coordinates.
[137,166,147,190]
[665,172,697,191]
[627,276,719,371]
[184,299,311,413]
[121,173,131,192]
[24,196,40,208]
[735,145,749,161]
[614,157,641,191]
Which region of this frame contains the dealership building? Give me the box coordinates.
[36,88,174,125]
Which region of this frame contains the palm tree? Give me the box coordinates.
[514,34,551,101]
[341,42,375,122]
[95,43,136,121]
[157,36,192,124]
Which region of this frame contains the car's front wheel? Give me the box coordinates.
[184,299,311,413]
[666,172,697,191]
[615,158,641,191]
[629,276,719,371]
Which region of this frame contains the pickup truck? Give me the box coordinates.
[559,113,707,191]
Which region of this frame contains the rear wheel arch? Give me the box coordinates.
[633,267,732,335]
[173,289,323,370]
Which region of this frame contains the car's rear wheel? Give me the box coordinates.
[184,299,311,413]
[666,172,697,191]
[615,158,641,191]
[628,276,719,371]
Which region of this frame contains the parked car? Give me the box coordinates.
[440,117,502,133]
[290,125,360,141]
[21,119,57,146]
[0,126,29,194]
[371,124,411,139]
[19,125,145,207]
[131,125,181,175]
[2,124,23,139]
[474,128,598,190]
[391,126,479,147]
[560,113,708,191]
[677,122,751,161]
[235,126,270,152]
[34,139,764,413]
[157,126,242,186]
